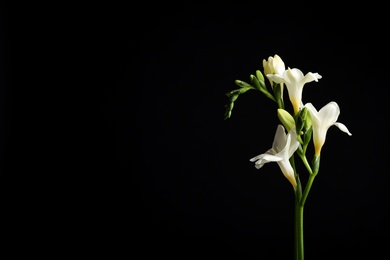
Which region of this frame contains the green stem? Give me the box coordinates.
[299,154,313,175]
[294,177,302,260]
[295,199,304,260]
[295,173,317,260]
[300,174,316,209]
[292,153,302,260]
[294,155,319,260]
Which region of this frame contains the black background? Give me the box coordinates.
[2,2,390,259]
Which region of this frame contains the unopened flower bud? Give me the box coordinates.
[277,108,295,132]
[256,70,265,82]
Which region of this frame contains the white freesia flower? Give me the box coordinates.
[250,124,300,188]
[305,101,352,156]
[267,68,322,115]
[263,54,286,87]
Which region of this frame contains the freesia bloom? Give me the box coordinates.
[267,68,322,115]
[305,101,352,156]
[250,124,300,188]
[263,54,286,87]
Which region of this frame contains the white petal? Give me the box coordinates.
[277,160,297,188]
[304,103,318,115]
[249,148,274,162]
[285,68,304,83]
[273,54,285,74]
[250,154,282,169]
[318,102,340,127]
[254,162,265,169]
[275,132,291,158]
[266,74,285,84]
[254,158,267,169]
[302,72,322,83]
[272,125,287,152]
[250,154,263,162]
[260,154,283,162]
[288,139,300,158]
[334,122,352,136]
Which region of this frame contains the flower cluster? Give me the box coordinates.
[224,54,352,260]
[225,54,352,189]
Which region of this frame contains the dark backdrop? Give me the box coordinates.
[3,3,389,259]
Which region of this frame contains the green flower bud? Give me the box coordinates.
[255,70,265,84]
[235,80,253,89]
[273,83,284,109]
[277,108,295,132]
[249,75,276,102]
[304,108,312,130]
[303,125,312,148]
[296,107,312,134]
[250,75,262,91]
[230,93,239,102]
[226,87,251,98]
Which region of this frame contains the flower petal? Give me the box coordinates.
[273,54,285,75]
[285,68,304,84]
[302,72,322,84]
[260,154,284,162]
[277,160,297,188]
[318,101,340,127]
[266,74,285,84]
[334,122,352,136]
[287,129,300,157]
[304,103,318,117]
[272,125,288,152]
[250,153,283,169]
